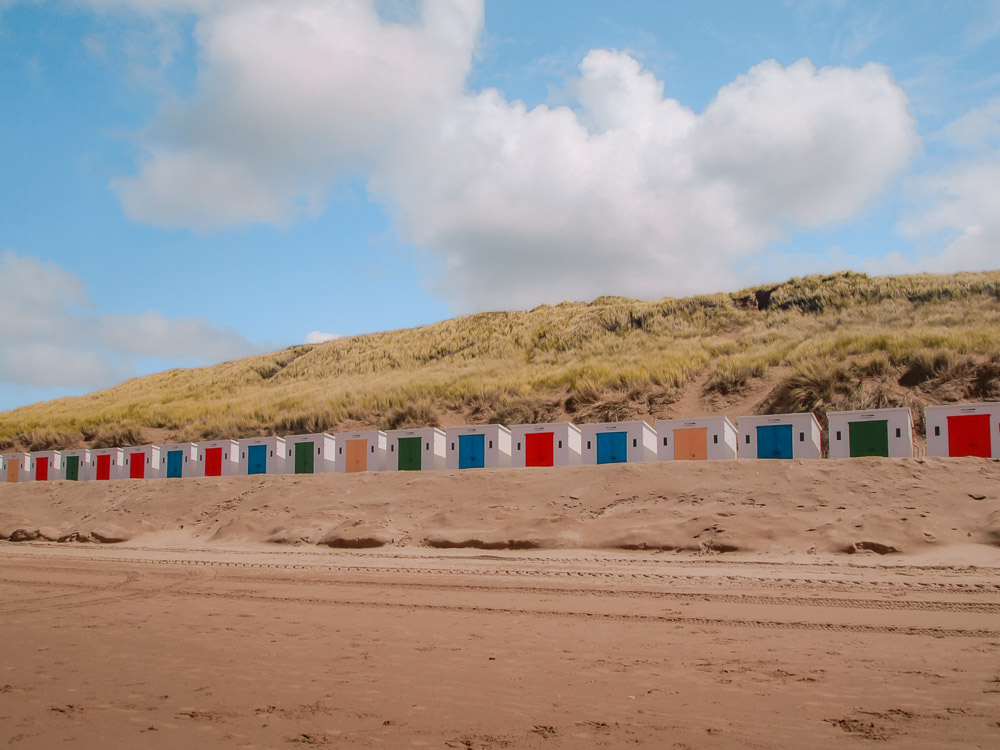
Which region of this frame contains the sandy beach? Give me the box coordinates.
[2,459,999,747]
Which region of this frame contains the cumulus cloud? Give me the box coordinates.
[304,331,341,344]
[0,252,260,389]
[112,0,482,229]
[102,0,919,309]
[379,53,918,308]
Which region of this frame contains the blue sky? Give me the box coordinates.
[1,0,999,411]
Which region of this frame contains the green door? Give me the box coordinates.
[65,455,79,481]
[397,437,422,471]
[294,441,315,474]
[849,420,889,457]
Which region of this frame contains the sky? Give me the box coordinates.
[1,0,999,412]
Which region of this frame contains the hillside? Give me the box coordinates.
[2,270,1000,452]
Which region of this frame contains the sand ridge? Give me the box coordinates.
[1,457,998,561]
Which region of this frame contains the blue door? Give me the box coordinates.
[248,445,267,474]
[458,434,485,469]
[756,424,793,459]
[596,431,628,464]
[166,450,183,478]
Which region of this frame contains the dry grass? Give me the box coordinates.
[88,422,147,450]
[380,402,442,431]
[2,270,1000,450]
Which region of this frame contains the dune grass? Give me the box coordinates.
[2,270,999,450]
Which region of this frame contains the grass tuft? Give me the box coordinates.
[381,402,441,431]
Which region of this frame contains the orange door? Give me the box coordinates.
[345,440,367,473]
[674,428,707,460]
[7,460,19,483]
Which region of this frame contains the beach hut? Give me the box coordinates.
[195,440,239,477]
[444,425,512,470]
[580,421,657,465]
[89,448,124,481]
[237,437,286,476]
[925,402,1000,458]
[827,408,913,459]
[737,413,822,460]
[29,450,62,481]
[123,445,160,480]
[657,417,737,461]
[509,422,582,468]
[59,449,90,481]
[283,433,336,474]
[333,430,386,473]
[385,427,445,472]
[157,442,198,479]
[2,453,27,483]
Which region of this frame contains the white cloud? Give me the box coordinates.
[0,252,260,389]
[896,158,1000,274]
[304,331,341,344]
[934,98,1000,152]
[834,8,885,59]
[100,0,918,310]
[377,53,918,309]
[881,100,1000,276]
[96,311,256,360]
[0,344,126,390]
[112,0,482,229]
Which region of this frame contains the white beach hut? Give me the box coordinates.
[158,442,198,479]
[195,440,239,477]
[657,417,738,461]
[925,402,1000,458]
[737,413,822,460]
[28,450,62,481]
[237,437,286,476]
[283,433,336,474]
[59,449,90,481]
[385,427,446,472]
[2,453,27,483]
[445,425,512,470]
[509,422,581,468]
[827,408,913,459]
[89,448,124,481]
[122,445,160,480]
[333,430,387,473]
[580,421,657,465]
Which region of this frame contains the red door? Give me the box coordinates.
[205,447,223,476]
[129,452,145,479]
[35,456,49,481]
[947,414,992,457]
[96,455,111,480]
[525,432,554,467]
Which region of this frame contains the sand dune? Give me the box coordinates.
[1,458,998,560]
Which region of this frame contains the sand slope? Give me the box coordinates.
[1,458,998,561]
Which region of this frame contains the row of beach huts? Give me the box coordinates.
[1,403,999,484]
